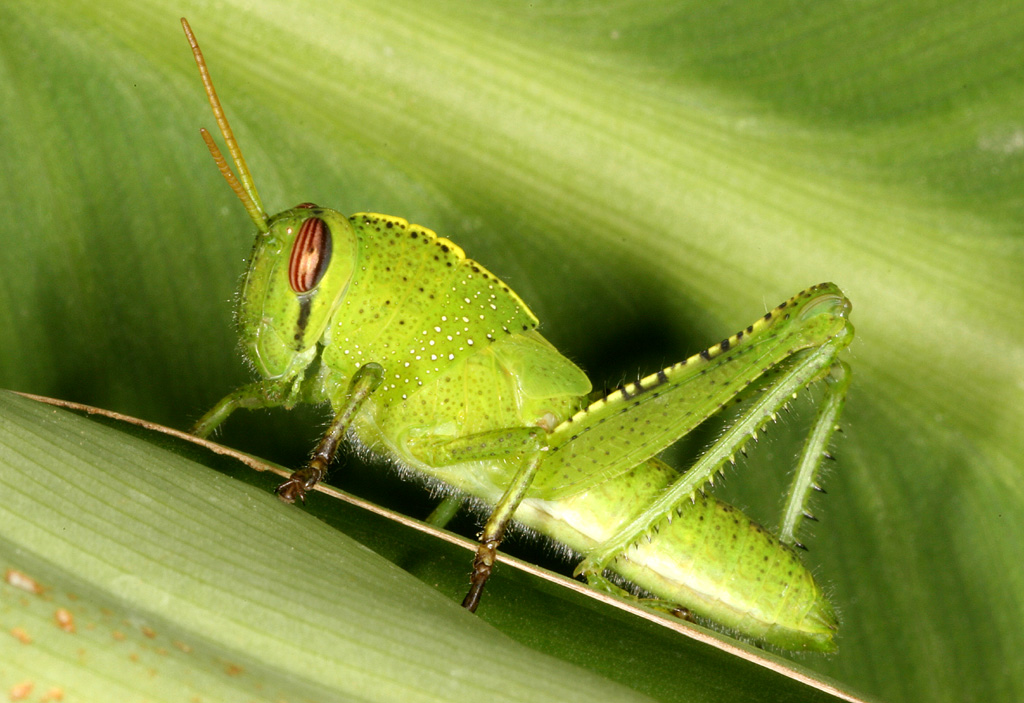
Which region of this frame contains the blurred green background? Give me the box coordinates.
[1,2,1022,701]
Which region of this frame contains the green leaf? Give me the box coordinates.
[1,2,1022,702]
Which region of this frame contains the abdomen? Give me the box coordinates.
[518,458,837,651]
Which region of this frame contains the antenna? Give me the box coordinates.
[181,18,269,233]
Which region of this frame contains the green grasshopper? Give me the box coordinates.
[182,19,853,652]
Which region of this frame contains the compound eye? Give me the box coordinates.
[288,217,332,293]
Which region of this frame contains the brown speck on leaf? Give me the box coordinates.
[10,627,32,644]
[141,626,156,639]
[5,569,43,594]
[224,662,244,676]
[9,681,34,701]
[54,608,75,633]
[40,687,65,702]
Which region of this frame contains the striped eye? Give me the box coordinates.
[288,217,332,293]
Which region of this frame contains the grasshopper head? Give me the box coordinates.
[182,20,359,379]
[237,204,358,379]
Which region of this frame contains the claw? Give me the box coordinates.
[276,477,307,503]
[276,466,323,503]
[671,606,694,622]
